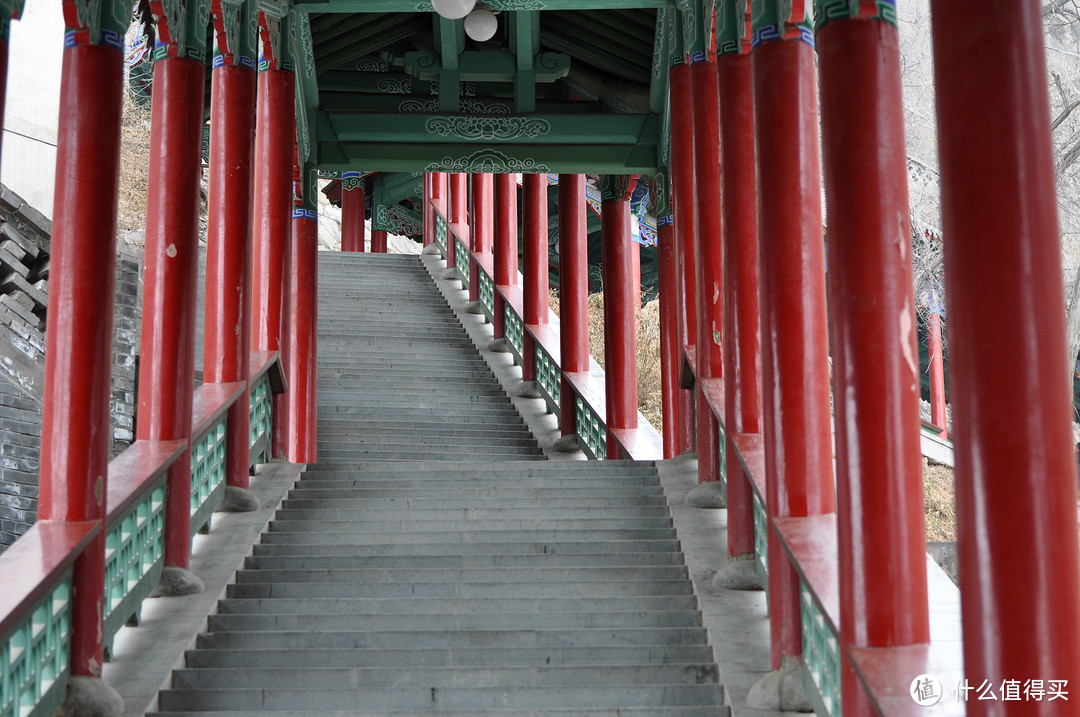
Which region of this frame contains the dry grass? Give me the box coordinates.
[118,93,152,236]
[923,459,957,541]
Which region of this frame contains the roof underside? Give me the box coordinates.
[298,1,667,175]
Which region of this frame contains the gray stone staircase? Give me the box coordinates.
[151,252,727,716]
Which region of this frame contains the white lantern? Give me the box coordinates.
[464,6,498,42]
[431,0,475,20]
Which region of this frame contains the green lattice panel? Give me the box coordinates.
[574,396,607,460]
[535,343,561,417]
[801,581,841,717]
[0,576,71,717]
[436,213,447,253]
[249,375,272,465]
[103,482,165,652]
[479,270,495,321]
[504,304,524,364]
[753,491,769,590]
[190,418,227,537]
[456,238,470,282]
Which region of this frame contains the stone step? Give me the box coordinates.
[279,495,668,510]
[182,643,715,670]
[154,708,728,717]
[270,506,670,522]
[196,626,709,651]
[206,609,703,633]
[225,579,693,599]
[233,565,690,585]
[285,485,664,499]
[156,684,725,711]
[243,551,683,571]
[251,539,681,558]
[171,662,718,690]
[265,517,673,533]
[215,595,698,616]
[257,528,677,546]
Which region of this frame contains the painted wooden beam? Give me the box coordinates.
[323,111,660,145]
[318,142,659,174]
[294,0,668,11]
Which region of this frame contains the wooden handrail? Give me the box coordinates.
[0,521,100,639]
[106,439,187,526]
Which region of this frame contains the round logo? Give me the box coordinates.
[910,674,943,706]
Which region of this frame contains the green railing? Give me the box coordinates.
[801,581,841,717]
[504,303,524,363]
[1,578,71,717]
[575,395,607,460]
[534,341,561,417]
[103,483,165,654]
[190,418,227,537]
[455,238,470,283]
[753,491,769,589]
[249,373,273,465]
[436,213,447,252]
[479,269,495,320]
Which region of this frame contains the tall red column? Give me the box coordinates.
[753,35,835,668]
[521,173,548,383]
[690,58,724,486]
[492,173,518,343]
[136,55,206,572]
[932,1,1080,708]
[819,13,930,714]
[928,311,947,438]
[469,173,493,303]
[558,175,588,443]
[371,228,387,253]
[250,68,295,458]
[38,40,123,680]
[287,209,318,463]
[657,217,679,459]
[718,52,762,560]
[601,181,638,458]
[432,172,447,214]
[447,172,468,269]
[341,183,366,252]
[423,172,435,248]
[670,62,697,455]
[205,58,256,496]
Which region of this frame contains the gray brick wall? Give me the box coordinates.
[0,186,143,551]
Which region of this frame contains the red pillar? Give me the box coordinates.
[432,172,447,214]
[423,172,435,248]
[492,173,518,341]
[670,62,697,454]
[928,311,947,438]
[657,217,679,459]
[522,173,548,382]
[136,55,206,571]
[38,40,123,679]
[753,36,835,668]
[819,14,931,713]
[287,209,318,463]
[447,172,468,269]
[205,59,256,493]
[371,228,387,253]
[250,68,295,458]
[558,174,588,439]
[0,35,8,163]
[690,58,724,486]
[718,52,762,559]
[601,182,638,458]
[932,1,1080,706]
[470,173,494,303]
[341,183,366,252]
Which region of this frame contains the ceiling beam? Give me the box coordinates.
[295,0,667,11]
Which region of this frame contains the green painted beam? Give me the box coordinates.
[313,14,413,61]
[318,142,660,174]
[295,0,667,11]
[402,49,569,84]
[648,6,672,114]
[294,11,319,165]
[319,91,603,114]
[318,16,429,70]
[540,30,650,84]
[318,71,436,93]
[542,21,652,74]
[323,111,660,145]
